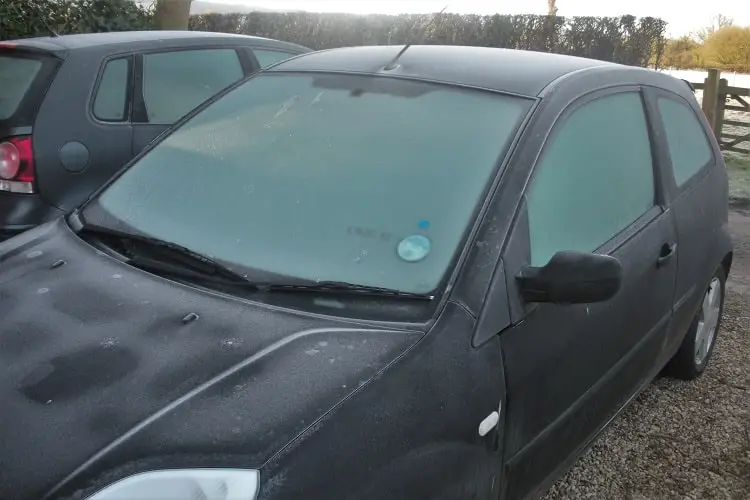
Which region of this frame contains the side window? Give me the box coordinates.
[142,49,243,124]
[657,97,713,187]
[526,92,655,266]
[93,57,130,122]
[253,49,297,68]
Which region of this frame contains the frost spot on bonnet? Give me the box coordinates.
[220,338,241,349]
[101,337,119,348]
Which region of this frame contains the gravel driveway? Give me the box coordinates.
[543,208,750,500]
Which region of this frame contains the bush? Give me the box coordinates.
[0,0,152,40]
[190,12,667,67]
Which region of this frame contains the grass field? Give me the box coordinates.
[725,152,750,203]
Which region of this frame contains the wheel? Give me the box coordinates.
[664,266,726,380]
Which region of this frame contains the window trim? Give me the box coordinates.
[519,86,663,264]
[89,54,134,124]
[132,46,247,125]
[642,86,717,196]
[237,46,259,75]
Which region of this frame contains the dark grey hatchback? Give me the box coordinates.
[0,31,309,240]
[0,45,733,500]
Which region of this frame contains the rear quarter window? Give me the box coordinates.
[93,57,131,122]
[0,55,43,119]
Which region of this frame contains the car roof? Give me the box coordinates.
[9,31,310,54]
[269,45,623,97]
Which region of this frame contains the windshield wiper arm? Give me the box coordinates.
[72,218,254,286]
[265,281,434,300]
[70,213,434,299]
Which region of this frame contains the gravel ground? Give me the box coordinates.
[542,208,750,500]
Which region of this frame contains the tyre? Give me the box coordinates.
[664,266,726,380]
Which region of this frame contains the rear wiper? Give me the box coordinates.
[72,219,254,286]
[265,281,434,300]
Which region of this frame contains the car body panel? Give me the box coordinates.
[269,45,613,96]
[640,85,734,359]
[0,220,422,499]
[258,301,505,500]
[0,49,64,232]
[463,80,681,499]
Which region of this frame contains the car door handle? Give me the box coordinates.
[657,243,677,267]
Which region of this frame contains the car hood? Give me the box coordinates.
[0,220,423,500]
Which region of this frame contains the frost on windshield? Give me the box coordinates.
[93,74,531,294]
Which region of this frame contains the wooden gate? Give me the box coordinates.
[692,69,750,155]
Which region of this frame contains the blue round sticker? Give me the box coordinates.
[397,234,431,262]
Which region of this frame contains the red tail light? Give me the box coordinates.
[0,136,35,194]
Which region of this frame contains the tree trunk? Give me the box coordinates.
[154,0,193,30]
[547,0,558,16]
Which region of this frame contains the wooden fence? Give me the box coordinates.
[691,69,750,155]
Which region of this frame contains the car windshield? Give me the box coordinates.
[83,72,531,295]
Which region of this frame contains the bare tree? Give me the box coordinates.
[547,0,558,16]
[154,0,193,30]
[695,14,733,42]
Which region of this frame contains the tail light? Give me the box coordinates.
[0,136,35,194]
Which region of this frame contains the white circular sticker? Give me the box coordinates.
[397,234,431,262]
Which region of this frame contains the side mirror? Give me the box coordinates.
[517,250,622,304]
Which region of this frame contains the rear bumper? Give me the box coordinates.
[0,192,64,241]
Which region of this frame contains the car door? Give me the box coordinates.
[643,87,726,354]
[497,88,678,500]
[131,47,251,154]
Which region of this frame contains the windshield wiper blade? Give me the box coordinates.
[70,213,434,299]
[266,281,434,299]
[73,219,254,286]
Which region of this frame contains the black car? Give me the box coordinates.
[0,31,310,240]
[0,45,732,500]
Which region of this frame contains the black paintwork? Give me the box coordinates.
[0,45,733,500]
[0,32,310,238]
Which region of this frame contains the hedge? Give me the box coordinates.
[191,13,666,67]
[0,0,152,41]
[2,2,666,68]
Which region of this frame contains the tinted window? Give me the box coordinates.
[93,58,129,121]
[142,49,243,124]
[253,49,297,68]
[0,56,42,119]
[527,92,655,266]
[657,97,713,186]
[88,74,532,294]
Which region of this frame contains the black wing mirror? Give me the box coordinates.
[517,250,622,304]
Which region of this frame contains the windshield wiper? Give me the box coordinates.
[71,216,254,286]
[265,281,434,300]
[70,212,434,300]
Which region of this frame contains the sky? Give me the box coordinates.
[202,0,750,37]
